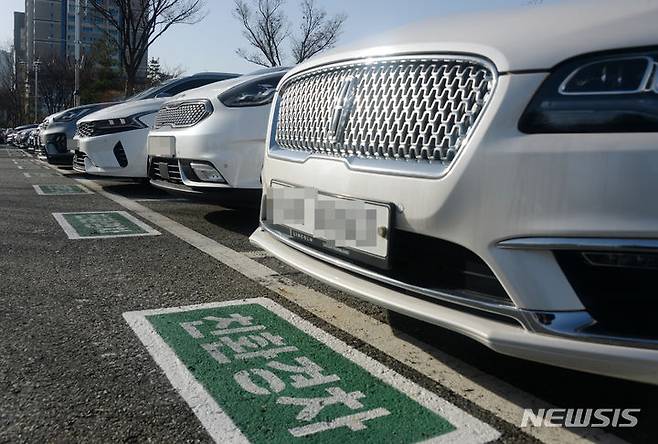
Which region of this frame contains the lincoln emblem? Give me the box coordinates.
[328,76,359,144]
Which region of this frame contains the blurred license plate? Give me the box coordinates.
[148,136,175,157]
[268,186,391,262]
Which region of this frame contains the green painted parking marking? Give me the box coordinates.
[52,211,160,239]
[125,299,499,443]
[33,184,93,195]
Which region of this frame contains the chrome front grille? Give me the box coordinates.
[154,100,212,129]
[274,55,496,169]
[76,122,94,138]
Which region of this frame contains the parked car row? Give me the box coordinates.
[3,124,39,150]
[73,71,240,180]
[8,1,658,385]
[38,103,115,165]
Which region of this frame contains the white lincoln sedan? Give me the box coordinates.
[251,1,658,384]
[146,67,288,207]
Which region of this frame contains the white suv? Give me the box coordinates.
[251,1,658,384]
[146,67,288,207]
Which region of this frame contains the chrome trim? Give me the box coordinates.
[268,53,498,179]
[261,222,520,318]
[558,55,655,96]
[522,311,658,350]
[72,152,87,173]
[328,76,358,144]
[180,160,232,189]
[149,178,204,194]
[261,225,658,350]
[497,237,658,252]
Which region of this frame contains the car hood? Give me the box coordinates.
[78,98,166,123]
[49,102,117,123]
[285,0,658,75]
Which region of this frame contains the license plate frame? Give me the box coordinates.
[148,136,176,157]
[267,183,394,269]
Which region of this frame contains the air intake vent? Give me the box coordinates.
[113,142,128,168]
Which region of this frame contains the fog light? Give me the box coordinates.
[582,252,658,270]
[190,162,226,183]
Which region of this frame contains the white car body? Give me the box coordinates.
[146,68,288,205]
[251,0,658,384]
[39,103,115,165]
[73,73,240,178]
[74,99,161,177]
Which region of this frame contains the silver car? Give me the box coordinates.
[39,103,114,165]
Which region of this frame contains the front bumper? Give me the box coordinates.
[251,228,658,385]
[147,107,266,190]
[75,128,150,178]
[147,156,261,207]
[254,72,658,383]
[41,129,74,165]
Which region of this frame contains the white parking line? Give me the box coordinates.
[73,176,623,444]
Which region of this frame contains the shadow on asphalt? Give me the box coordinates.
[100,182,170,200]
[204,209,260,237]
[388,311,656,443]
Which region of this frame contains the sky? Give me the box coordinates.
[1,0,543,74]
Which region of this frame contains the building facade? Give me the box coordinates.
[13,11,26,83]
[14,1,145,75]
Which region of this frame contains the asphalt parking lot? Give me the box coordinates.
[0,145,656,444]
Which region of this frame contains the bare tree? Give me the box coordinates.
[88,0,207,95]
[291,0,346,63]
[234,0,346,67]
[0,48,26,126]
[38,57,76,114]
[234,0,288,67]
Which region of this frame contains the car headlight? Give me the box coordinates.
[519,50,658,133]
[88,112,151,136]
[219,75,283,107]
[53,109,87,123]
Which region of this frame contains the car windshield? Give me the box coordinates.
[125,79,177,101]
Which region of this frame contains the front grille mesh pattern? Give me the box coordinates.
[275,56,495,165]
[76,122,94,138]
[154,101,211,129]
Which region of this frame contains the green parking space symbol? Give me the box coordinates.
[52,211,161,239]
[125,299,499,443]
[34,184,93,195]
